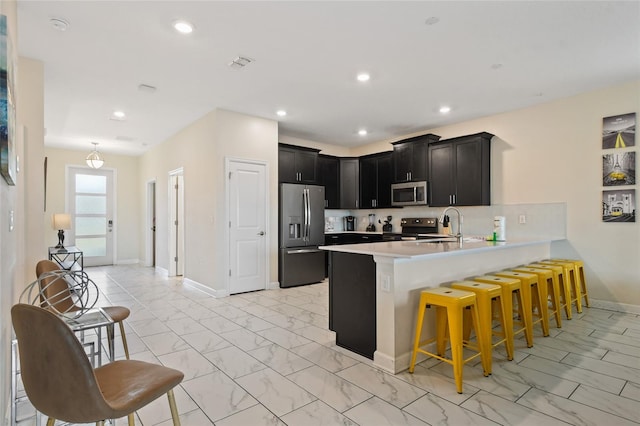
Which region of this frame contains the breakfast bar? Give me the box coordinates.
[321,238,554,374]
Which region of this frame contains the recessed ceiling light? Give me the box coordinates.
[276,110,287,117]
[439,106,451,114]
[173,20,194,34]
[50,18,70,31]
[425,17,440,26]
[111,111,127,121]
[356,73,370,82]
[358,129,368,136]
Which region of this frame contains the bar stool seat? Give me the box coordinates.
[451,280,513,373]
[473,275,533,348]
[495,270,549,338]
[549,259,590,308]
[409,287,489,394]
[512,266,553,337]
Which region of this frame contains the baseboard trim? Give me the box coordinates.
[590,298,640,314]
[183,278,229,298]
[268,281,280,290]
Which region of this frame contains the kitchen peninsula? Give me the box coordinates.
[321,238,554,374]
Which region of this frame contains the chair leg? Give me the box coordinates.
[128,412,136,425]
[167,389,181,426]
[119,321,130,359]
[46,418,56,426]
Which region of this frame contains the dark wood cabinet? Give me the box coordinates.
[328,251,376,359]
[278,144,319,183]
[359,152,393,208]
[392,134,440,182]
[317,154,340,208]
[428,132,493,207]
[339,158,359,209]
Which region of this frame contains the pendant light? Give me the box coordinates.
[86,142,104,169]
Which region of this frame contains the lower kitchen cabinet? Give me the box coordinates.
[328,251,376,359]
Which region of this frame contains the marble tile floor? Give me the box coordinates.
[14,264,640,426]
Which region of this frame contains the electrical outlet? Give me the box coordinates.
[381,275,391,292]
[519,214,526,224]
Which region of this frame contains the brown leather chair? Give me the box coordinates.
[12,303,183,426]
[36,259,131,359]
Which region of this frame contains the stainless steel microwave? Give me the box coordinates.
[391,181,428,206]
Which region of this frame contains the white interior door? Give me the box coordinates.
[228,159,268,294]
[67,167,114,266]
[169,170,184,276]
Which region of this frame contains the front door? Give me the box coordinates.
[228,159,268,294]
[67,167,114,266]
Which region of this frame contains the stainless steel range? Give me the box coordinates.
[400,217,442,240]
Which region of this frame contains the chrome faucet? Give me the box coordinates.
[439,207,463,245]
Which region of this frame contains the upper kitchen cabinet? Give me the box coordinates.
[278,143,320,183]
[318,154,340,209]
[428,132,493,207]
[392,133,441,182]
[339,158,359,209]
[360,152,393,208]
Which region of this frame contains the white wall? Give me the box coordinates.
[138,109,278,291]
[43,148,141,263]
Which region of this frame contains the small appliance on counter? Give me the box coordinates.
[344,216,356,231]
[366,214,376,232]
[382,216,393,232]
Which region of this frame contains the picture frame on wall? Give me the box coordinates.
[0,14,17,186]
[602,189,635,222]
[603,151,635,186]
[602,112,636,149]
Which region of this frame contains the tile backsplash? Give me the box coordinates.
[325,203,566,240]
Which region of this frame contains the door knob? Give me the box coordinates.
[257,231,265,236]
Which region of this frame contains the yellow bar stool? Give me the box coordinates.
[512,266,553,337]
[409,287,489,394]
[514,266,561,329]
[529,262,572,320]
[539,260,583,314]
[473,275,533,348]
[549,259,590,308]
[451,280,513,373]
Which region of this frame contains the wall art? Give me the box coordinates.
[602,112,636,149]
[603,151,635,186]
[602,189,635,222]
[0,14,16,185]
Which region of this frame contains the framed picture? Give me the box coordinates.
[603,151,635,186]
[602,189,635,222]
[0,14,16,185]
[602,112,636,149]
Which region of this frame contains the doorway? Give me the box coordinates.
[146,179,156,267]
[226,158,268,294]
[67,166,115,266]
[168,168,184,277]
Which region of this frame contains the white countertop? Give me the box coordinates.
[320,237,555,259]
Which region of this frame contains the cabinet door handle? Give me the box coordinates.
[355,200,358,208]
[453,194,457,205]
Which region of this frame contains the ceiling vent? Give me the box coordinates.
[228,56,254,69]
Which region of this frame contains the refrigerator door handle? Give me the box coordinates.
[303,188,309,241]
[286,248,323,254]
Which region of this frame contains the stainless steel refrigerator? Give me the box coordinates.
[279,183,325,287]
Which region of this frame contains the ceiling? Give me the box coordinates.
[17,1,640,156]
